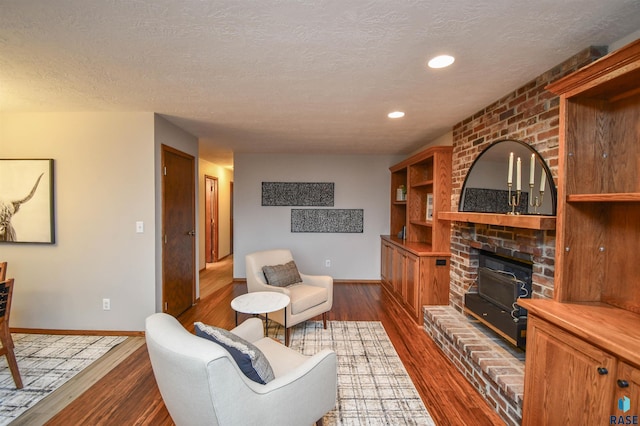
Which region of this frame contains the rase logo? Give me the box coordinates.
[610,396,638,425]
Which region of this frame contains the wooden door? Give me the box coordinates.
[229,181,234,254]
[162,145,196,317]
[204,176,218,263]
[522,316,615,425]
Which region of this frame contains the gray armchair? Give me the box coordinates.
[245,249,333,345]
[145,313,337,426]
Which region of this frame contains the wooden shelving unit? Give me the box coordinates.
[381,146,453,324]
[520,39,640,424]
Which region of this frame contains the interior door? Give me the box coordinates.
[204,176,218,263]
[230,181,234,254]
[162,145,196,317]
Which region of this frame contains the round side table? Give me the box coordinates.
[231,291,290,340]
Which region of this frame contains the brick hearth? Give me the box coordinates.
[423,306,524,426]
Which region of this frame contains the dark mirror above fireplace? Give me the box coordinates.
[459,139,556,215]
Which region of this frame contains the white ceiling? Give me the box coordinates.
[2,1,640,169]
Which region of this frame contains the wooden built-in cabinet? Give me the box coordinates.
[524,315,617,424]
[380,237,450,324]
[382,146,452,324]
[521,303,640,425]
[519,39,640,423]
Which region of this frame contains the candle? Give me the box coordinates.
[507,152,514,184]
[516,157,521,191]
[530,154,535,186]
[540,171,546,192]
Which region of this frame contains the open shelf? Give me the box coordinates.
[409,220,434,227]
[390,146,452,251]
[411,180,433,187]
[567,192,640,202]
[438,211,556,230]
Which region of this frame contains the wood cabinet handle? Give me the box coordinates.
[617,379,629,388]
[597,367,608,375]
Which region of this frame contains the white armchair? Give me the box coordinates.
[245,249,333,345]
[145,313,337,426]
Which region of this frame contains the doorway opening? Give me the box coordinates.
[199,175,234,300]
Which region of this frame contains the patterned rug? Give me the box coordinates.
[270,321,435,426]
[0,333,126,425]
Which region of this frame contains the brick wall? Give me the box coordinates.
[448,46,606,312]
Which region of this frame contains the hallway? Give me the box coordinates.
[199,255,233,300]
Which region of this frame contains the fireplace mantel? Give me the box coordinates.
[438,211,556,230]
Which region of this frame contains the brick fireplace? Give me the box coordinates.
[423,46,606,426]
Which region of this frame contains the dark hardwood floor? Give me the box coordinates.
[46,282,504,425]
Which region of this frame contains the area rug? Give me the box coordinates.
[0,333,126,425]
[270,321,435,426]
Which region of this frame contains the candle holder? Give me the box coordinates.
[507,183,521,215]
[529,184,545,214]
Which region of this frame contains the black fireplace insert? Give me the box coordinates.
[464,251,532,349]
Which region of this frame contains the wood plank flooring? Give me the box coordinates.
[45,281,504,425]
[198,255,234,300]
[13,337,146,425]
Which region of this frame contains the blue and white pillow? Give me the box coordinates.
[194,322,275,384]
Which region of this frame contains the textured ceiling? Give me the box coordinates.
[2,1,640,168]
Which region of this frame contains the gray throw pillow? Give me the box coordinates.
[262,260,302,287]
[194,322,275,384]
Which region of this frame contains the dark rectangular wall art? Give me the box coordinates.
[0,159,55,244]
[262,182,334,206]
[462,188,529,214]
[291,209,363,233]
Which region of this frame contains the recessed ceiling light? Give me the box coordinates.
[388,111,405,119]
[428,55,455,69]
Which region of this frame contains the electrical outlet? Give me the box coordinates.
[102,298,111,311]
[325,259,331,268]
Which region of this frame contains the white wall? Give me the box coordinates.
[198,158,233,269]
[0,112,156,331]
[409,131,453,156]
[233,153,401,280]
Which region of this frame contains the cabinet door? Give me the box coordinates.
[523,316,616,425]
[380,241,393,286]
[419,256,449,306]
[612,362,640,418]
[391,247,404,296]
[404,252,420,318]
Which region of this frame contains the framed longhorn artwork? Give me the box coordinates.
[0,159,55,244]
